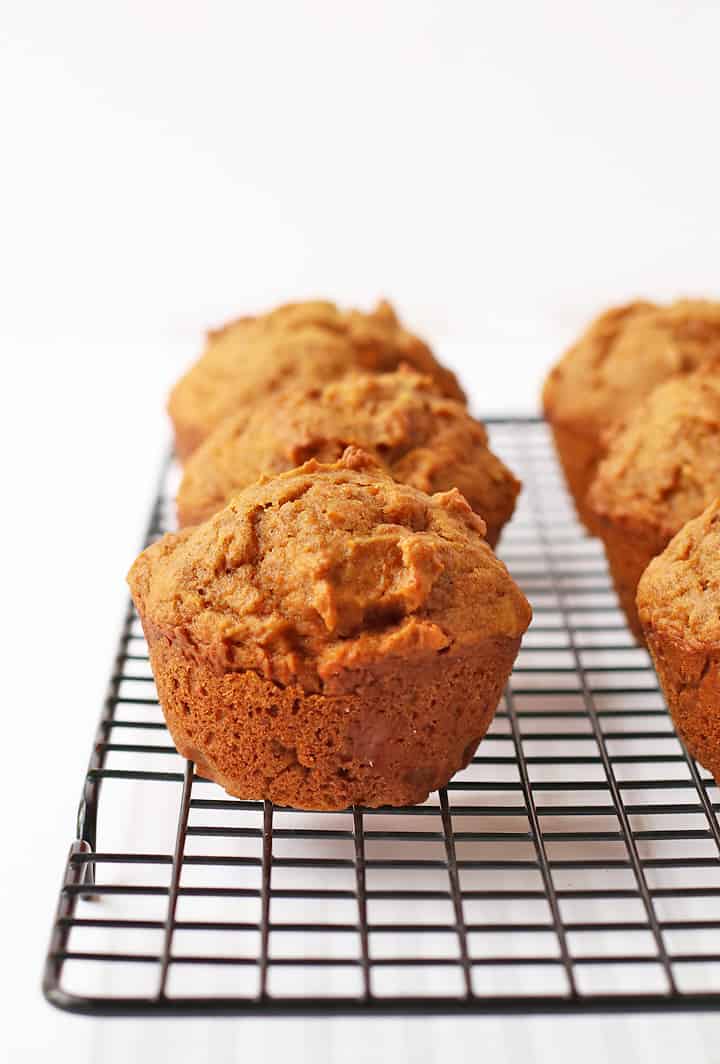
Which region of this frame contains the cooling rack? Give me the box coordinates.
[43,419,720,1016]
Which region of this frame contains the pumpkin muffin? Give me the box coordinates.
[637,499,720,783]
[168,299,465,460]
[587,365,720,641]
[128,448,531,810]
[176,367,520,547]
[542,299,720,532]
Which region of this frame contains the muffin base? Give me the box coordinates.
[143,623,520,810]
[645,632,720,784]
[593,517,667,643]
[548,420,602,535]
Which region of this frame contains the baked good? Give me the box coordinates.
[176,367,520,546]
[168,300,465,460]
[542,299,720,532]
[587,365,720,641]
[128,448,531,810]
[637,499,720,782]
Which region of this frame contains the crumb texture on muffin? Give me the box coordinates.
[129,448,531,808]
[638,500,720,783]
[542,299,720,531]
[588,366,720,537]
[543,300,720,431]
[638,498,720,647]
[133,447,530,690]
[168,300,465,459]
[587,366,720,639]
[176,366,520,545]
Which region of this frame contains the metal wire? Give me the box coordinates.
[43,420,720,1016]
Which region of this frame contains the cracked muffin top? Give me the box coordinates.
[168,299,465,459]
[176,366,520,542]
[543,299,720,435]
[587,364,720,538]
[637,498,720,648]
[129,448,531,692]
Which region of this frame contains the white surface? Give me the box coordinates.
[2,2,719,1061]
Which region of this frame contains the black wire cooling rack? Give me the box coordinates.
[43,419,720,1016]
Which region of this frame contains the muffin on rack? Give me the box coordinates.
[176,367,521,547]
[168,299,465,460]
[128,448,532,810]
[542,299,720,532]
[637,499,720,783]
[586,365,720,641]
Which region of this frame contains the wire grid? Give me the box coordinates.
[43,419,720,1016]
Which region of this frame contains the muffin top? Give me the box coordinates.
[637,498,720,648]
[176,367,520,534]
[130,448,531,692]
[587,365,720,538]
[542,299,720,435]
[168,300,465,458]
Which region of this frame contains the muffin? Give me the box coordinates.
[637,499,720,783]
[587,365,720,641]
[176,367,521,547]
[168,299,465,460]
[128,448,531,810]
[542,299,720,532]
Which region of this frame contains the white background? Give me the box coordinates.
[2,2,719,1061]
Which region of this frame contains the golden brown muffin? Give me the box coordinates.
[542,299,720,532]
[637,500,720,782]
[176,367,520,547]
[168,300,465,460]
[587,365,720,641]
[128,448,531,810]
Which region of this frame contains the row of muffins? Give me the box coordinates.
[543,299,720,782]
[129,295,720,806]
[129,301,532,810]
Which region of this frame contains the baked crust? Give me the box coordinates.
[129,448,531,808]
[177,367,520,547]
[142,622,520,809]
[547,421,603,535]
[168,300,465,460]
[638,500,720,781]
[588,366,720,640]
[542,299,720,531]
